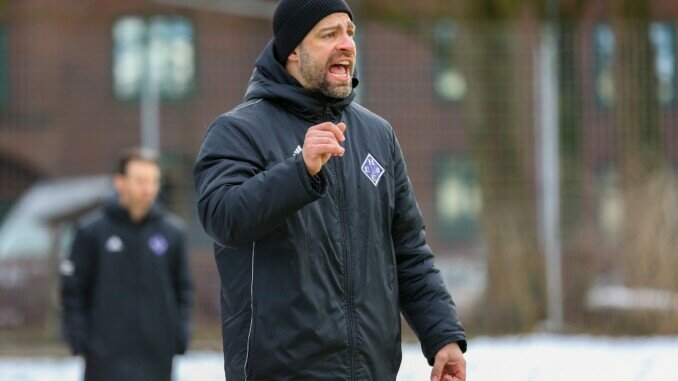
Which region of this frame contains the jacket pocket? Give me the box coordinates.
[307,229,318,269]
[244,242,258,380]
[244,303,257,379]
[301,208,318,269]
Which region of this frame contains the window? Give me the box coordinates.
[595,163,623,244]
[594,24,615,107]
[0,26,9,110]
[434,155,482,244]
[433,20,466,102]
[595,22,676,107]
[650,23,676,105]
[112,16,195,101]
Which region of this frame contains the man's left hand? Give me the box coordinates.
[430,342,466,381]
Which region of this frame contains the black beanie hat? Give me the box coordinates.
[272,0,353,63]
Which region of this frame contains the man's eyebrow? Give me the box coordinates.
[318,23,341,33]
[318,21,356,33]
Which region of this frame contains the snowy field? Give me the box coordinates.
[1,334,677,381]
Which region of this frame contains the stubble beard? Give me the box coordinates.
[299,46,353,99]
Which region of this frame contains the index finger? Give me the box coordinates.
[430,360,444,381]
[311,122,345,142]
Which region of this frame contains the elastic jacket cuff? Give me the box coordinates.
[425,335,468,366]
[295,154,327,197]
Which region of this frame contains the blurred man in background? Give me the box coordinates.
[61,147,193,381]
[194,0,466,380]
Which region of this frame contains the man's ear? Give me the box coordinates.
[287,47,300,63]
[113,174,125,194]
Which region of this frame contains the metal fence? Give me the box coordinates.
[0,2,677,353]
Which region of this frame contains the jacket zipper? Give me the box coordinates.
[324,105,357,380]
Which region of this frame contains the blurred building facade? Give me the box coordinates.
[0,0,677,343]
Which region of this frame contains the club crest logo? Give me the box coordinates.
[105,235,124,252]
[148,234,169,256]
[59,259,75,276]
[361,153,385,186]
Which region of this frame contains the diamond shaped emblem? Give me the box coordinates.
[361,153,385,186]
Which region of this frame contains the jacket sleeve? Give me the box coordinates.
[60,225,96,355]
[390,133,467,365]
[194,115,327,247]
[171,228,193,355]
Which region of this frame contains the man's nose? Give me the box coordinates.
[336,32,356,53]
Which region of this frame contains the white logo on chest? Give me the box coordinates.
[59,259,75,276]
[292,145,302,157]
[361,153,385,186]
[105,235,124,252]
[148,234,169,256]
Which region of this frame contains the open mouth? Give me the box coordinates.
[328,60,352,81]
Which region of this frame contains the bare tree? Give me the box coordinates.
[457,1,546,332]
[611,0,677,330]
[554,0,593,329]
[359,0,548,332]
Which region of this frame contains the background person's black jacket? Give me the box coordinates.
[194,40,466,381]
[61,199,193,381]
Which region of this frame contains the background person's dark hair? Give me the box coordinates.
[115,147,160,175]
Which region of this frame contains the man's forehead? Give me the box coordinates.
[126,160,160,175]
[312,12,354,31]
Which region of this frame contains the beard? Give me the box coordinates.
[299,45,353,99]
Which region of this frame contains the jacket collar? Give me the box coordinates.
[244,39,358,123]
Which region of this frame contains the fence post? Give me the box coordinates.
[535,22,564,331]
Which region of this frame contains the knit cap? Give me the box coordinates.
[272,0,353,63]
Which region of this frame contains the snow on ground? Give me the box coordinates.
[1,334,677,381]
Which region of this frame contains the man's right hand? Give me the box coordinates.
[302,122,346,176]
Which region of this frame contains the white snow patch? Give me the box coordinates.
[1,335,677,381]
[587,285,678,311]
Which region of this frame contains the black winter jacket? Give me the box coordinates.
[61,199,193,381]
[195,40,466,381]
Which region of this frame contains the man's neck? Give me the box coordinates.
[119,200,149,223]
[128,208,148,223]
